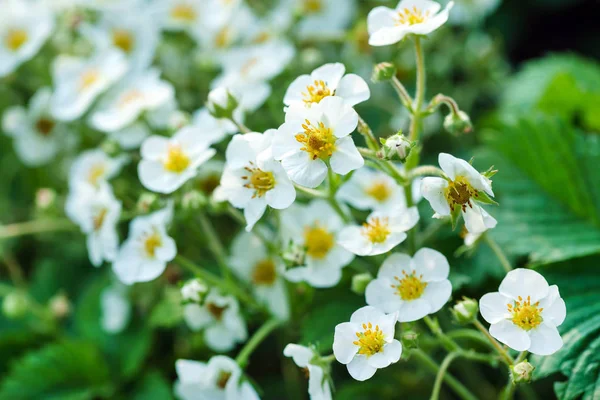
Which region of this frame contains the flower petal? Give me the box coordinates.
[479,292,512,324]
[333,322,359,364]
[421,177,450,216]
[282,152,328,188]
[527,323,563,356]
[499,268,550,303]
[336,74,370,106]
[412,247,449,281]
[489,319,531,352]
[347,355,377,381]
[539,285,567,327]
[421,280,452,314]
[331,136,364,175]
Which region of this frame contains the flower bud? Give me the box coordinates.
[207,87,238,120]
[401,330,419,349]
[443,110,472,136]
[49,292,71,319]
[380,133,414,162]
[511,361,535,384]
[282,241,306,268]
[35,188,56,211]
[181,190,207,211]
[2,292,28,319]
[372,62,396,82]
[100,139,121,157]
[181,278,208,303]
[137,192,159,213]
[451,297,479,324]
[351,273,373,295]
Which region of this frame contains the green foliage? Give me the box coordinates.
[531,256,600,400]
[149,287,184,328]
[131,371,174,400]
[0,340,112,400]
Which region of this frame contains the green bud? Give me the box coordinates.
[207,87,238,120]
[451,297,479,324]
[137,192,159,213]
[3,292,29,319]
[443,110,473,136]
[181,190,207,211]
[380,132,414,162]
[49,292,71,319]
[511,361,535,384]
[180,278,208,303]
[372,62,396,82]
[100,139,121,157]
[401,330,419,349]
[351,273,373,295]
[282,241,306,268]
[35,188,57,211]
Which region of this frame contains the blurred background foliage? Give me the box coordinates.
[0,0,599,399]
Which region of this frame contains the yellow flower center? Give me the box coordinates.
[112,29,134,53]
[5,28,28,51]
[170,4,197,22]
[88,163,106,186]
[303,224,335,259]
[206,302,228,320]
[303,0,323,13]
[93,208,108,231]
[163,145,190,173]
[508,296,544,331]
[302,80,332,106]
[444,176,479,212]
[80,69,100,91]
[119,89,144,108]
[392,270,427,301]
[296,119,336,161]
[35,118,55,136]
[214,26,232,48]
[143,231,162,258]
[353,322,385,357]
[365,181,392,203]
[396,6,430,26]
[252,259,277,285]
[361,217,390,244]
[216,370,232,389]
[242,163,276,198]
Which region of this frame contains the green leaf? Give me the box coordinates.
[0,340,112,400]
[149,287,184,328]
[531,256,600,400]
[131,370,174,400]
[478,114,600,265]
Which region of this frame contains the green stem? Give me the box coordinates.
[484,233,512,273]
[411,349,478,400]
[501,376,516,400]
[473,320,514,366]
[430,352,460,400]
[231,118,251,134]
[447,329,495,349]
[197,211,231,281]
[424,316,460,352]
[409,165,449,180]
[357,115,379,151]
[327,167,351,223]
[0,219,76,239]
[236,318,281,368]
[409,36,426,143]
[294,184,327,199]
[391,76,413,111]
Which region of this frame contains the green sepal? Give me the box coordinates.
[404,144,421,170]
[475,191,499,206]
[450,203,462,230]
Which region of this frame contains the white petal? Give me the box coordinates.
[412,248,449,281]
[378,253,413,280]
[539,285,567,327]
[365,278,403,315]
[421,177,450,216]
[205,324,237,352]
[350,305,383,324]
[333,322,359,364]
[244,198,268,231]
[391,206,420,232]
[370,231,407,256]
[479,292,512,324]
[282,152,327,188]
[336,74,370,106]
[527,323,563,356]
[369,26,406,46]
[499,268,550,303]
[368,339,402,369]
[283,75,312,107]
[312,63,346,90]
[347,355,377,381]
[320,96,358,138]
[175,359,206,383]
[183,303,213,331]
[337,226,372,256]
[398,299,431,322]
[421,280,452,314]
[463,204,493,234]
[305,266,343,288]
[489,320,531,352]
[283,344,313,368]
[367,7,397,34]
[330,136,364,175]
[140,135,169,160]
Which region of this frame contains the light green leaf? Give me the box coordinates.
[0,340,112,400]
[531,256,600,400]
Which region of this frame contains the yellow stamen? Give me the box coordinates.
[392,270,427,300]
[241,163,276,198]
[303,223,335,259]
[396,6,430,26]
[80,69,100,91]
[361,217,390,244]
[353,322,386,356]
[303,0,323,13]
[301,80,332,106]
[365,181,392,202]
[163,145,190,173]
[295,119,336,161]
[93,208,108,231]
[170,4,197,22]
[444,176,480,212]
[5,28,28,51]
[143,231,162,257]
[112,29,134,53]
[252,259,277,285]
[88,163,106,186]
[214,26,232,48]
[508,295,544,331]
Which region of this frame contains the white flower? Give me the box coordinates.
[181,278,208,302]
[228,231,290,320]
[365,249,452,322]
[336,167,407,211]
[296,0,356,40]
[175,356,259,400]
[50,50,128,121]
[81,11,159,70]
[283,344,332,400]
[89,68,174,132]
[273,96,363,188]
[2,87,69,167]
[193,3,252,52]
[100,284,131,334]
[0,0,54,77]
[479,268,566,356]
[333,306,402,381]
[280,200,354,288]
[68,149,128,190]
[421,153,497,234]
[138,126,216,194]
[106,122,150,150]
[190,108,237,145]
[183,289,247,352]
[160,0,221,34]
[367,0,454,46]
[338,207,419,256]
[65,182,122,267]
[284,63,370,109]
[112,204,176,284]
[214,130,296,231]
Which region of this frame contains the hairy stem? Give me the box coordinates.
[236,318,281,368]
[0,219,76,239]
[430,352,460,400]
[484,233,512,273]
[391,76,413,111]
[473,320,514,366]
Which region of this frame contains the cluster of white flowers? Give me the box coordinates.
[1,0,565,399]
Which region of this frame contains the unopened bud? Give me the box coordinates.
[282,241,306,268]
[207,87,238,120]
[351,273,373,295]
[380,133,414,162]
[35,188,56,210]
[181,278,208,303]
[100,139,121,157]
[511,361,534,384]
[181,190,207,211]
[2,292,28,319]
[372,62,396,82]
[49,292,71,319]
[452,297,479,324]
[401,330,419,349]
[137,192,158,213]
[443,110,472,136]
